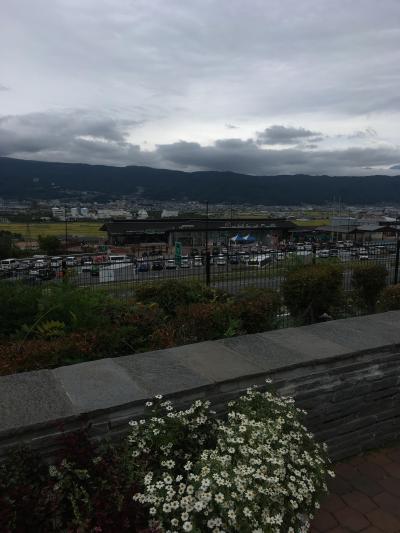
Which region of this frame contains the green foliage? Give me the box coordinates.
[352,263,387,313]
[282,263,343,324]
[134,279,224,315]
[233,288,281,333]
[36,319,66,339]
[0,231,14,260]
[36,284,112,331]
[0,433,149,532]
[0,282,42,338]
[378,283,400,311]
[173,302,241,344]
[38,234,61,255]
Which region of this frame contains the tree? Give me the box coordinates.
[0,231,14,259]
[38,235,61,255]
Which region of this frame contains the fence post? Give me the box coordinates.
[395,236,400,285]
[205,252,211,286]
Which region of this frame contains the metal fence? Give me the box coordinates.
[2,240,399,328]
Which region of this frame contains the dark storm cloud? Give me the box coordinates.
[157,138,400,176]
[0,110,142,158]
[1,110,399,175]
[256,125,323,145]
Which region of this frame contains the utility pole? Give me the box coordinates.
[395,216,400,285]
[64,206,68,253]
[205,201,210,286]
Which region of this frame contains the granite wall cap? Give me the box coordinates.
[53,358,149,413]
[0,370,74,433]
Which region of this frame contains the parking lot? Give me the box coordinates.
[1,240,398,295]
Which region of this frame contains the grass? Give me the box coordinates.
[294,219,329,227]
[0,222,104,239]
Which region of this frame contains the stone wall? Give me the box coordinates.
[1,311,400,461]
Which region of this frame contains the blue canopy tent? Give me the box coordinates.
[230,233,246,243]
[242,234,256,243]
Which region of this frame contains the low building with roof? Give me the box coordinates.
[100,217,296,252]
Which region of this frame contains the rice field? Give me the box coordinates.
[0,222,104,239]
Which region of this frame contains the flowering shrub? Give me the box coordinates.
[130,386,333,533]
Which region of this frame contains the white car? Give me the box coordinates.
[193,256,203,267]
[65,256,77,267]
[165,259,177,269]
[81,261,93,272]
[180,258,191,268]
[216,255,227,266]
[50,256,63,268]
[317,249,330,258]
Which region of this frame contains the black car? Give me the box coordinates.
[152,261,164,271]
[229,256,240,265]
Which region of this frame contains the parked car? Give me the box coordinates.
[180,258,191,268]
[65,256,77,267]
[165,259,177,269]
[91,265,100,276]
[81,261,93,273]
[193,256,203,267]
[317,249,330,258]
[137,262,150,272]
[216,255,227,266]
[152,261,164,271]
[50,256,63,268]
[229,255,240,265]
[1,258,19,271]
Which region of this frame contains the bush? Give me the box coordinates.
[232,288,281,333]
[0,433,150,532]
[351,263,387,313]
[94,301,166,355]
[282,263,343,323]
[134,280,225,316]
[0,282,42,338]
[131,386,333,532]
[378,283,400,311]
[35,284,112,332]
[0,333,97,375]
[172,301,241,344]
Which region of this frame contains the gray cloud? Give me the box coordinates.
[2,109,399,176]
[257,125,323,145]
[1,1,400,176]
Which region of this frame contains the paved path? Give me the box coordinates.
[312,445,400,533]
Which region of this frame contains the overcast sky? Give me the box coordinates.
[1,0,400,175]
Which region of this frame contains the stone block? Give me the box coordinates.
[115,349,213,396]
[165,341,265,382]
[53,359,149,413]
[0,370,74,433]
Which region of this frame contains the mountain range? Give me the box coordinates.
[1,157,400,205]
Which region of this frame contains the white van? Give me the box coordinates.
[109,254,129,264]
[247,254,271,267]
[0,258,18,270]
